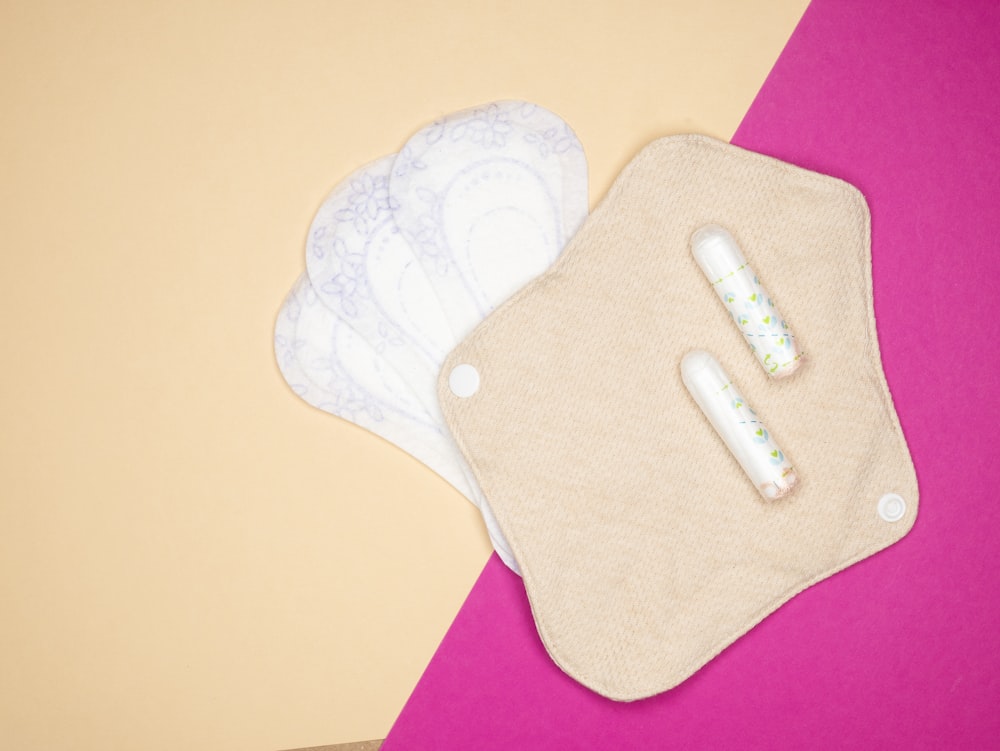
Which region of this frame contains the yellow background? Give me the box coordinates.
[0,1,807,748]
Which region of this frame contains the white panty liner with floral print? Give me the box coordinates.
[274,101,589,573]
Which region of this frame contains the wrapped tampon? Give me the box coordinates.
[681,350,798,500]
[691,224,802,378]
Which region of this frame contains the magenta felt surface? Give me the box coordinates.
[382,1,1000,747]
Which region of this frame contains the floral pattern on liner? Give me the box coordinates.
[389,100,589,340]
[275,274,518,571]
[305,155,459,419]
[277,101,591,575]
[277,274,433,430]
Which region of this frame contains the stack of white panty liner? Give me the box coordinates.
[274,101,589,572]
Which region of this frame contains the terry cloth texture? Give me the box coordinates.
[437,134,918,701]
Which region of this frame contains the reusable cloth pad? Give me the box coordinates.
[437,134,919,700]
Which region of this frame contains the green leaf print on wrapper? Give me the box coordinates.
[681,350,798,501]
[690,224,803,379]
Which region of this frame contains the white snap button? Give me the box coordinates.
[449,363,480,398]
[877,493,906,523]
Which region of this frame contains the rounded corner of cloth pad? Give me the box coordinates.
[436,134,919,699]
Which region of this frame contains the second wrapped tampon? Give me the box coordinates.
[681,349,798,500]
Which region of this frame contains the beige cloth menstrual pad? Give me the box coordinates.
[437,134,918,700]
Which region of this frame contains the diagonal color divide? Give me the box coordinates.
[381,0,1000,747]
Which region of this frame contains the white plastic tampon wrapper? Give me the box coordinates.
[691,224,803,378]
[681,350,798,500]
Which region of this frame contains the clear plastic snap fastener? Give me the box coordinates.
[449,363,480,398]
[877,493,906,522]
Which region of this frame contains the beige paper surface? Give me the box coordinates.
[0,1,808,746]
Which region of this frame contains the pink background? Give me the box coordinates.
[383,0,1000,747]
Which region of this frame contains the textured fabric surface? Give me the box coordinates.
[437,134,918,700]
